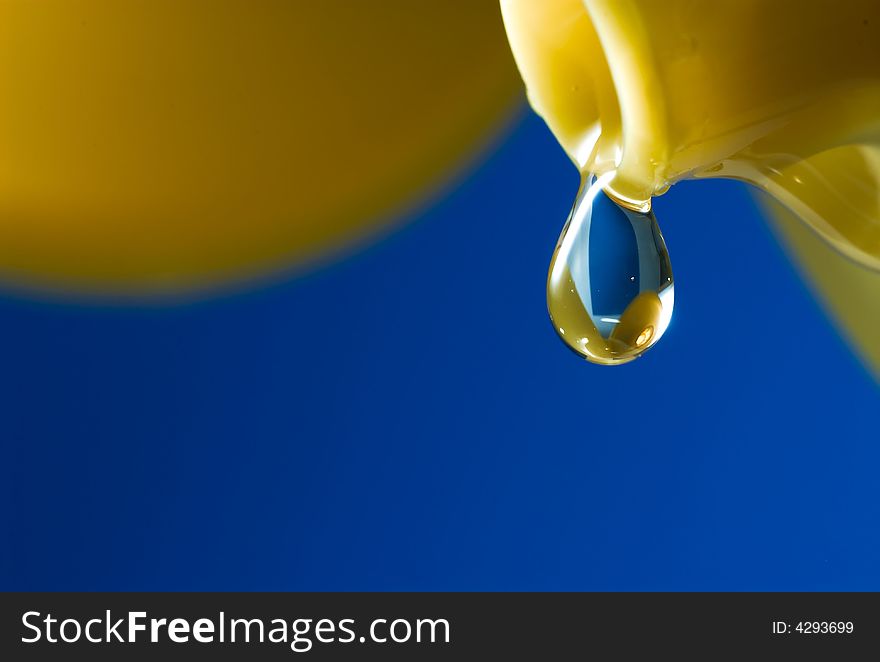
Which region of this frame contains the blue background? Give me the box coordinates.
[2,112,878,590]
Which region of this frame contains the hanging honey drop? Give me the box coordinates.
[547,175,674,365]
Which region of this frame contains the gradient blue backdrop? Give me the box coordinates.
[2,112,878,590]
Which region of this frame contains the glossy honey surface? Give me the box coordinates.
[501,0,880,264]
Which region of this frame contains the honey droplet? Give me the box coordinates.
[547,175,674,365]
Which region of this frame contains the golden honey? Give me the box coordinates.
[501,0,880,364]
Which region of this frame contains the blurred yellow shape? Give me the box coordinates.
[765,187,880,378]
[0,1,520,295]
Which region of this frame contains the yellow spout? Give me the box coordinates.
[501,0,880,263]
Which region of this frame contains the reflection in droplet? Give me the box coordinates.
[638,325,655,346]
[547,174,674,365]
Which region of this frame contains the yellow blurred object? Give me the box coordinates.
[764,195,880,379]
[0,1,521,295]
[500,0,880,370]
